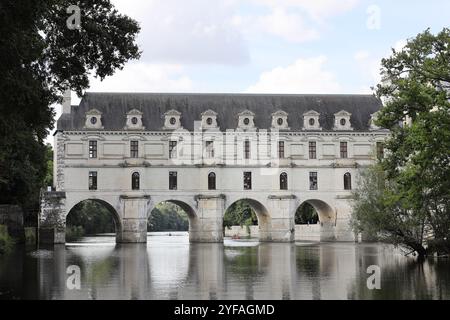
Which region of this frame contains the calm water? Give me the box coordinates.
[1,233,449,300]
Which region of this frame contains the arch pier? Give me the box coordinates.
[39,191,352,244]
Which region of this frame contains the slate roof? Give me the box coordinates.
[57,93,383,132]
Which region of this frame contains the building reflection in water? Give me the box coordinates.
[4,235,448,300]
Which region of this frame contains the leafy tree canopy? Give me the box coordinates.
[0,0,141,209]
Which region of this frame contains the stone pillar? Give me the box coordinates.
[267,196,296,242]
[320,221,336,242]
[190,195,225,243]
[117,196,150,243]
[39,192,66,244]
[334,198,355,242]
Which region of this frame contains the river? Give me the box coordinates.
[1,233,449,300]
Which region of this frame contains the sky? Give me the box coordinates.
[46,0,450,144]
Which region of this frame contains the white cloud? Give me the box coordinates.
[244,8,319,43]
[87,62,193,93]
[112,0,249,65]
[245,56,342,94]
[250,0,360,21]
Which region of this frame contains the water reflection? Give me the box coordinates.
[0,234,449,300]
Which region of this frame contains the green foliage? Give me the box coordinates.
[0,1,141,213]
[148,203,189,232]
[66,200,116,238]
[363,27,450,258]
[295,203,319,225]
[66,225,85,241]
[0,225,14,255]
[223,200,258,231]
[351,165,428,257]
[44,144,53,189]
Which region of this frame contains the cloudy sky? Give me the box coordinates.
[47,0,450,143]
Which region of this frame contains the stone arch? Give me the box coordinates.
[65,198,123,242]
[147,197,199,242]
[224,197,272,241]
[294,199,336,242]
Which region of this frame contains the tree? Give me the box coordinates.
[351,165,428,258]
[0,1,141,212]
[352,28,450,259]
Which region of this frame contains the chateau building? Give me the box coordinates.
[40,93,388,244]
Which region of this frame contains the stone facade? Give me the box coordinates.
[40,93,389,244]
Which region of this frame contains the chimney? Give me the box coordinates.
[62,89,71,114]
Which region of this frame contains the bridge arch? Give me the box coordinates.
[224,198,272,241]
[65,198,122,242]
[294,199,336,241]
[147,197,199,241]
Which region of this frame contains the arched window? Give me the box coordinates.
[280,172,288,190]
[344,172,352,190]
[208,172,216,190]
[132,172,140,190]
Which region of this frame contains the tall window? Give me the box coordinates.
[206,141,214,158]
[309,172,318,190]
[132,172,140,190]
[89,171,97,190]
[280,172,288,190]
[243,172,252,190]
[169,171,177,190]
[340,142,348,159]
[130,141,139,158]
[169,141,177,159]
[208,172,216,190]
[244,140,251,159]
[376,142,384,160]
[89,141,97,158]
[309,141,316,159]
[278,141,285,159]
[344,173,352,190]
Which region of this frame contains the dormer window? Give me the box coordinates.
[85,109,104,129]
[370,112,381,130]
[163,110,182,130]
[200,109,219,130]
[303,110,321,131]
[237,110,255,130]
[124,109,144,130]
[271,110,289,130]
[334,110,353,131]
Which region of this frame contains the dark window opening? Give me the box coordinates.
[309,172,318,191]
[244,140,251,159]
[169,172,177,190]
[278,141,285,159]
[243,118,250,125]
[89,141,97,158]
[130,141,139,158]
[340,118,347,126]
[132,172,140,190]
[208,172,216,190]
[243,172,252,190]
[131,117,138,125]
[206,118,213,125]
[277,118,283,126]
[309,141,316,159]
[309,118,315,126]
[376,142,384,160]
[89,171,97,190]
[169,117,176,125]
[280,172,288,190]
[340,142,348,159]
[344,172,352,190]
